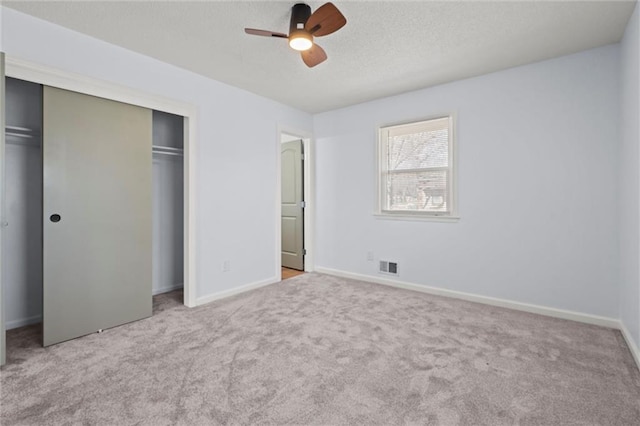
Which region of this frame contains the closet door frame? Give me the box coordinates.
[1,52,6,366]
[3,56,197,309]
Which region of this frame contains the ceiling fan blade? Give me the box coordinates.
[244,28,288,38]
[305,2,347,37]
[301,44,327,68]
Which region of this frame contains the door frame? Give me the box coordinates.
[1,52,6,365]
[2,56,198,309]
[276,126,314,277]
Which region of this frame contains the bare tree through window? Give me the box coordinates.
[380,116,452,215]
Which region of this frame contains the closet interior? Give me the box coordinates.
[4,77,42,330]
[3,77,185,333]
[152,110,184,296]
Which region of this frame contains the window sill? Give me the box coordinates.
[373,213,460,223]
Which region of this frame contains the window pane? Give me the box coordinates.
[387,127,448,171]
[385,170,448,212]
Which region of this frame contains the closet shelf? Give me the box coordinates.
[152,145,183,157]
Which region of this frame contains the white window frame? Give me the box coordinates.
[376,114,459,222]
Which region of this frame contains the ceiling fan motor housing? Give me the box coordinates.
[244,2,346,67]
[290,3,312,37]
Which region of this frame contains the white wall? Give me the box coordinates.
[314,45,620,319]
[619,3,640,350]
[1,7,313,307]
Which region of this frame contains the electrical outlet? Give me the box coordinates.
[367,251,374,261]
[222,260,230,272]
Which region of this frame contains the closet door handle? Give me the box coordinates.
[50,214,61,223]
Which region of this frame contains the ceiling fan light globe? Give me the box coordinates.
[289,32,313,51]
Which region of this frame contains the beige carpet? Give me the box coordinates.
[1,273,639,425]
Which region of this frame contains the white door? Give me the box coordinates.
[42,86,152,346]
[281,140,304,270]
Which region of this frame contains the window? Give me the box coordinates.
[377,115,456,219]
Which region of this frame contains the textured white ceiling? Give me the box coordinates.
[2,1,636,113]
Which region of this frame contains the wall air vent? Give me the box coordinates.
[379,260,398,275]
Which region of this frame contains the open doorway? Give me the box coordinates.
[279,130,313,281]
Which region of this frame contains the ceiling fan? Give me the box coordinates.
[244,2,347,68]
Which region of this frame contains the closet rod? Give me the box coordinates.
[5,125,40,138]
[152,145,183,152]
[6,125,34,132]
[153,151,183,157]
[152,145,183,157]
[6,131,33,139]
[5,126,41,147]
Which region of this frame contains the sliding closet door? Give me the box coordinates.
[42,86,152,346]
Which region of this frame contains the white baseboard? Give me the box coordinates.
[152,283,184,296]
[6,315,42,330]
[315,267,620,329]
[196,276,279,306]
[619,321,640,371]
